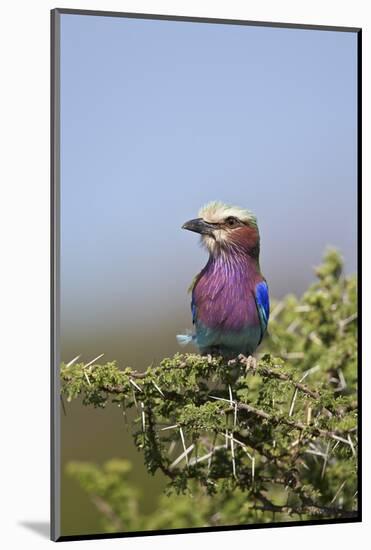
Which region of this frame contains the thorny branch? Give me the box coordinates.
[63,250,358,527]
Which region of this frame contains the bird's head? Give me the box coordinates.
[182,201,260,258]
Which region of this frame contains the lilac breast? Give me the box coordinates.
[193,255,262,332]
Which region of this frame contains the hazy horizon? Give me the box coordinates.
[60,14,357,368]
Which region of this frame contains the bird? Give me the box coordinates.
[177,201,269,359]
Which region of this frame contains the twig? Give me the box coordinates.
[289,366,319,417]
[60,394,67,416]
[321,441,331,479]
[235,401,353,445]
[91,495,124,531]
[331,481,347,504]
[270,301,285,320]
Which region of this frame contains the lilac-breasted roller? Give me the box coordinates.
[177,201,269,358]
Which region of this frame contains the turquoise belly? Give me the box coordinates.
[195,321,261,357]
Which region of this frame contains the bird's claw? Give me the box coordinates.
[237,354,257,373]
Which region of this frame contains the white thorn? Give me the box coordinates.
[179,427,189,465]
[347,435,356,456]
[161,424,178,431]
[83,371,91,386]
[129,378,142,392]
[152,380,164,397]
[209,395,232,403]
[140,402,145,432]
[231,436,236,479]
[169,443,195,470]
[84,353,104,369]
[66,355,81,367]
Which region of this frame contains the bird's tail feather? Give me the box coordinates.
[176,332,194,346]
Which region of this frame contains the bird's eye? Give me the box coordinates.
[225,216,238,227]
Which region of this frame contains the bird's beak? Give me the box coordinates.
[182,218,215,236]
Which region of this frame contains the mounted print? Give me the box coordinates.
[51,8,361,541]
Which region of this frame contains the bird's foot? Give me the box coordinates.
[237,354,257,374]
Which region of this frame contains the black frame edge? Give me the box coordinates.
[51,7,61,543]
[53,7,361,33]
[56,516,361,542]
[356,27,362,522]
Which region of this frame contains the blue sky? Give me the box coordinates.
[60,14,357,365]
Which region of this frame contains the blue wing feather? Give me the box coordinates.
[191,298,197,324]
[254,280,270,343]
[176,290,197,347]
[190,272,203,325]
